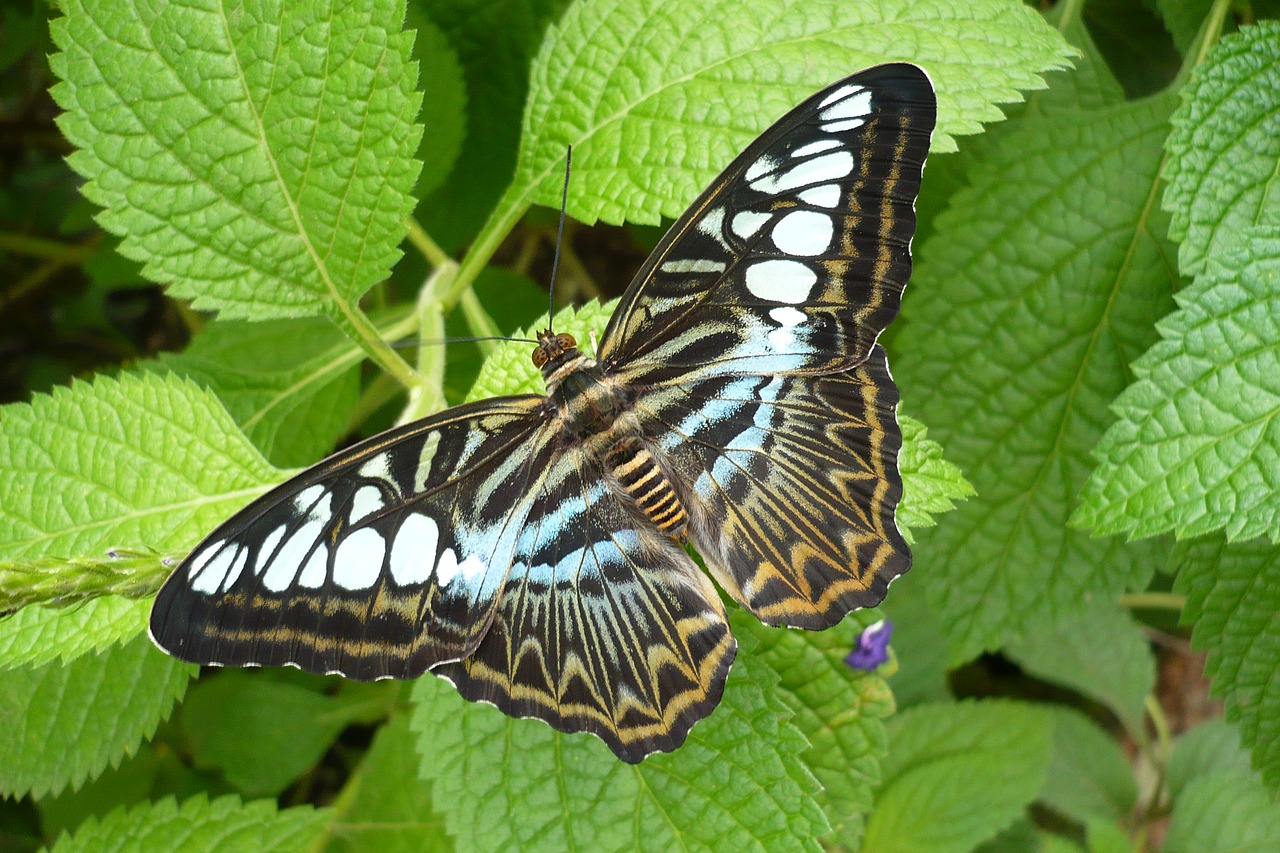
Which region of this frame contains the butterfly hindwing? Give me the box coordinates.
[599,63,936,383]
[435,447,735,763]
[149,397,553,680]
[639,345,909,628]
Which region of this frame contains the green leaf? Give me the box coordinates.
[409,628,828,851]
[881,569,953,708]
[1162,21,1280,277]
[745,614,894,846]
[1164,772,1280,853]
[326,713,452,853]
[864,700,1053,853]
[1166,718,1254,803]
[410,15,467,200]
[180,671,379,797]
[515,0,1072,226]
[415,0,571,252]
[1153,0,1215,55]
[141,317,366,469]
[0,597,148,669]
[1173,535,1280,787]
[893,92,1179,662]
[48,795,329,853]
[0,635,194,798]
[0,372,280,560]
[1084,818,1132,853]
[49,0,422,320]
[1005,606,1155,735]
[1076,233,1280,543]
[1037,709,1138,825]
[467,300,616,401]
[36,745,162,842]
[895,415,974,543]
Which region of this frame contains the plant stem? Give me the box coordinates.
[459,289,501,356]
[1120,592,1186,611]
[405,217,451,269]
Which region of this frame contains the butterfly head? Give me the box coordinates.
[532,329,579,372]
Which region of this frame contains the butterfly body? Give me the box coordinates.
[151,64,937,762]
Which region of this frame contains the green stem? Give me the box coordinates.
[405,217,451,269]
[460,289,501,356]
[335,303,421,392]
[442,184,529,314]
[0,231,100,262]
[1174,0,1234,88]
[397,266,452,424]
[0,550,182,610]
[1120,592,1187,611]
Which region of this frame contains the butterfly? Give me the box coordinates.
[150,63,937,763]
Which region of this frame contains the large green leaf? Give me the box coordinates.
[1165,772,1280,853]
[512,0,1070,228]
[893,92,1179,662]
[1173,535,1280,788]
[0,636,193,799]
[1006,606,1155,735]
[1162,21,1280,277]
[409,629,827,851]
[49,0,422,320]
[865,700,1053,853]
[325,713,452,853]
[48,795,328,853]
[1076,233,1280,542]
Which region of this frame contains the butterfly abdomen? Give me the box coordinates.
[607,438,689,541]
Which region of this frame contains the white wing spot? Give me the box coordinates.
[820,89,871,122]
[767,305,807,349]
[435,547,460,587]
[745,155,777,181]
[799,184,841,209]
[263,519,323,591]
[333,528,386,590]
[350,485,384,523]
[358,453,391,481]
[390,513,439,585]
[254,524,288,574]
[792,138,841,158]
[190,543,234,594]
[298,545,328,588]
[186,539,225,581]
[222,547,250,594]
[660,258,726,274]
[819,83,863,109]
[745,259,817,304]
[459,554,486,583]
[697,207,730,251]
[823,117,866,133]
[778,151,854,192]
[295,485,325,514]
[731,211,770,239]
[773,210,833,256]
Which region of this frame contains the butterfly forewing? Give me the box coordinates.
[599,63,935,382]
[434,448,735,763]
[150,397,552,680]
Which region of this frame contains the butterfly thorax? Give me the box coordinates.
[535,330,689,541]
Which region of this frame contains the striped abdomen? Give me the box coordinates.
[608,440,688,540]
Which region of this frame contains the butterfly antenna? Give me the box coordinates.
[546,145,572,333]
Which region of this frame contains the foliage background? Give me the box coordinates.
[0,0,1277,850]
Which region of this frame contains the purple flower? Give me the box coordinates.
[845,619,893,671]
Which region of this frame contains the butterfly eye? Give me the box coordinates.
[556,333,577,350]
[531,347,549,368]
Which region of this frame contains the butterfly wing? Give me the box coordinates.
[640,346,909,628]
[598,63,936,381]
[600,65,935,627]
[149,396,553,680]
[434,446,735,763]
